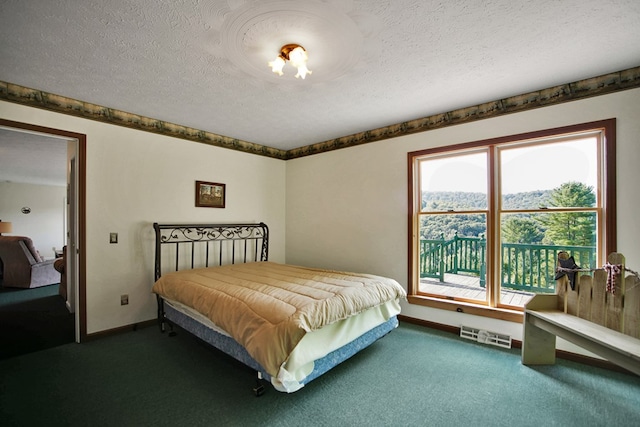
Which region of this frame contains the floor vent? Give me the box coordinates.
[460,325,512,349]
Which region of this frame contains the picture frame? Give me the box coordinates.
[195,181,226,208]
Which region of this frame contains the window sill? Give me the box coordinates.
[407,294,524,323]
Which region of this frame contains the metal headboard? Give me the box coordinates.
[153,222,269,281]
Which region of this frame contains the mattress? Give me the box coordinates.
[152,261,406,391]
[163,298,400,392]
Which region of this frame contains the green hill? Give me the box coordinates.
[420,190,552,240]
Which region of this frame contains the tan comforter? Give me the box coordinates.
[152,261,406,377]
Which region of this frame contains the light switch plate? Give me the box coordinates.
[110,232,118,244]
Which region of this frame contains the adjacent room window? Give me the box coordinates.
[407,119,616,312]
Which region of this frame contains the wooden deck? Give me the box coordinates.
[419,273,534,307]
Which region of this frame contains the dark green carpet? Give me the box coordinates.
[0,284,75,359]
[0,282,61,306]
[0,322,639,426]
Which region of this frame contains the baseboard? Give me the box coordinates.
[84,319,157,341]
[398,314,634,376]
[86,315,633,376]
[398,314,460,335]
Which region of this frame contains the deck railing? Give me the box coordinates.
[420,235,595,293]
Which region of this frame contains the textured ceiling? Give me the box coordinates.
[1,0,640,184]
[0,128,68,186]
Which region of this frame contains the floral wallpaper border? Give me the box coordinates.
[1,65,639,161]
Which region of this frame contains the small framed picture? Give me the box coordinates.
[195,181,226,208]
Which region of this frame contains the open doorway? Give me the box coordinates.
[0,118,86,356]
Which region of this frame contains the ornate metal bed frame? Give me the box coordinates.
[152,222,399,395]
[153,222,269,329]
[154,222,269,281]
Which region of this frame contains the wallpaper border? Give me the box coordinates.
[0,82,287,160]
[1,66,639,161]
[287,66,640,159]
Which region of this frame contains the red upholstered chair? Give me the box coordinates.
[0,236,59,288]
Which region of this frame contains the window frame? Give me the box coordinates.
[407,119,616,321]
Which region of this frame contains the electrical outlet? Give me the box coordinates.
[121,294,129,305]
[110,232,118,244]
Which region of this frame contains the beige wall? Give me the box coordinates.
[0,100,287,334]
[286,88,640,349]
[0,181,65,259]
[3,87,639,351]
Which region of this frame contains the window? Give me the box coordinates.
[407,119,616,315]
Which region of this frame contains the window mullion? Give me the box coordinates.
[488,145,499,307]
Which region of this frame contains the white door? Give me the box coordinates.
[67,144,80,342]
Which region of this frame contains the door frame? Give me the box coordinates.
[0,118,86,342]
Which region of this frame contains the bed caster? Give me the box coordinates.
[162,321,176,337]
[253,372,266,397]
[252,382,265,397]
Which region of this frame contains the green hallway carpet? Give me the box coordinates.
[1,322,639,427]
[0,284,74,359]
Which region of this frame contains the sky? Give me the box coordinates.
[420,137,598,194]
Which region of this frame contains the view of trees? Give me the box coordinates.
[421,181,596,247]
[538,182,596,246]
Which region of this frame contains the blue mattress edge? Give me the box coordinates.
[162,302,398,391]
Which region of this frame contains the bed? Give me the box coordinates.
[151,222,406,394]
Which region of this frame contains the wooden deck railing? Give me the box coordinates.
[420,236,596,293]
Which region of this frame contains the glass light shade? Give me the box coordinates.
[295,64,311,79]
[268,56,285,76]
[288,47,311,78]
[288,46,307,67]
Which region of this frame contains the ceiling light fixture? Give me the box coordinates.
[268,44,312,79]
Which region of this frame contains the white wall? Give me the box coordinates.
[0,181,66,259]
[0,100,286,334]
[286,88,640,349]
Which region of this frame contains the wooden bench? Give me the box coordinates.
[522,253,640,376]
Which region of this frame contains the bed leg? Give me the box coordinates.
[159,317,177,337]
[157,295,165,333]
[157,296,177,336]
[168,322,177,337]
[253,372,266,397]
